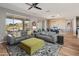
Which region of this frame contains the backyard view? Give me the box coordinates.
[5,18,30,37]
[6,18,23,32]
[6,18,23,37]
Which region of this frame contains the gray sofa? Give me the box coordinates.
[34,31,58,43]
[6,31,30,45]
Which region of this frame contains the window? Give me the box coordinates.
[24,20,30,30]
[6,18,23,31]
[6,18,23,35]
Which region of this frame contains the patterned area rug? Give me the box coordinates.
[7,42,62,56]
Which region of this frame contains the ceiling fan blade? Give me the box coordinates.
[35,6,42,10]
[26,3,38,6]
[33,3,39,6]
[25,3,32,6]
[25,3,42,10]
[28,6,33,10]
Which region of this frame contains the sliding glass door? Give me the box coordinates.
[6,18,23,37]
[6,18,23,31]
[5,17,31,38]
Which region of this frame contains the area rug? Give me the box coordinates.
[6,42,62,56]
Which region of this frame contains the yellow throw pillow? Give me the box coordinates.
[13,32,21,38]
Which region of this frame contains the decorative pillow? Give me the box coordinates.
[12,32,21,38]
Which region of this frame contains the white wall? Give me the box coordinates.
[73,17,76,36]
[0,8,6,42]
[43,20,47,31]
[37,20,43,30]
[36,20,47,31]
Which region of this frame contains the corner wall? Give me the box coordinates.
[73,17,76,36]
[0,8,6,42]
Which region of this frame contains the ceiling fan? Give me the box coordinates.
[25,3,42,10]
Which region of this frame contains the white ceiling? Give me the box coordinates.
[0,3,79,19]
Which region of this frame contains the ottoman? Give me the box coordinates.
[20,38,45,55]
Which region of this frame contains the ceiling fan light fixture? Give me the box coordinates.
[25,3,42,10]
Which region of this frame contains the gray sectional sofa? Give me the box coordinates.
[6,30,58,45]
[34,31,58,43]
